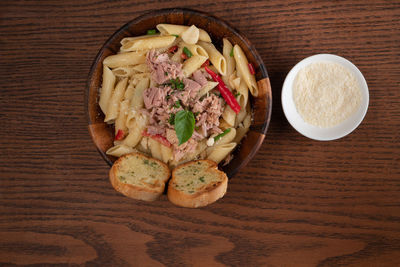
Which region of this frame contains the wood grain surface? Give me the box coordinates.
[1,0,399,266]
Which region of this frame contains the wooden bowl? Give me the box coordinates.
[86,8,272,177]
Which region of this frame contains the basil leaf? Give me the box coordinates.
[174,110,195,145]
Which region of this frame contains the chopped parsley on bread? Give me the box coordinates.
[109,152,171,201]
[167,160,228,208]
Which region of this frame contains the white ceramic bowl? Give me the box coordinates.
[281,54,369,141]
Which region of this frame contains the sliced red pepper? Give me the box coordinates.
[115,129,124,140]
[142,130,172,148]
[201,59,210,68]
[204,66,241,114]
[248,63,255,75]
[168,45,178,53]
[180,53,188,60]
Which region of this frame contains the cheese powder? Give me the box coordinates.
[293,62,362,128]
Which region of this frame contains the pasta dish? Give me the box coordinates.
[99,24,258,168]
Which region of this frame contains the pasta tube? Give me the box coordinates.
[99,65,116,114]
[233,44,258,96]
[198,41,226,76]
[103,51,146,68]
[120,35,176,52]
[104,78,128,123]
[156,24,211,42]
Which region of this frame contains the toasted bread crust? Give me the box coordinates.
[167,160,228,208]
[109,152,170,201]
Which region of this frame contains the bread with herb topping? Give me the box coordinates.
[167,160,228,208]
[109,152,171,201]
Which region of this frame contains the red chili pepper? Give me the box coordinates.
[248,63,255,75]
[168,45,178,53]
[201,59,210,68]
[180,53,188,60]
[204,66,241,114]
[115,129,124,140]
[142,130,172,147]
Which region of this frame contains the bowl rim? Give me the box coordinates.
[85,8,272,176]
[281,53,369,141]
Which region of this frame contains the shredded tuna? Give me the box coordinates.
[192,70,208,86]
[176,78,202,106]
[143,49,225,163]
[166,129,198,161]
[192,94,224,136]
[146,49,183,84]
[147,125,165,136]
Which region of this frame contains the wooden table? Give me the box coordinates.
[1,1,399,266]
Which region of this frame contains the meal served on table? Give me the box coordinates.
[99,24,258,207]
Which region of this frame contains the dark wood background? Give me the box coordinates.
[1,1,399,266]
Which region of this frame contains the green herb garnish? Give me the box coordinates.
[147,29,157,35]
[234,91,241,97]
[230,47,234,57]
[169,78,184,90]
[168,113,175,125]
[214,128,231,142]
[164,71,168,76]
[176,82,184,90]
[199,176,205,183]
[174,110,195,145]
[143,159,149,165]
[173,100,181,108]
[183,47,193,58]
[166,94,170,100]
[171,34,179,37]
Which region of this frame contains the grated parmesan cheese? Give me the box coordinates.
[293,61,362,128]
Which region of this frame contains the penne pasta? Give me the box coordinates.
[120,35,176,52]
[222,38,236,84]
[112,66,136,78]
[182,55,208,77]
[156,24,211,42]
[216,128,237,146]
[219,118,231,130]
[236,79,249,109]
[115,99,129,134]
[104,78,128,123]
[120,34,160,45]
[130,77,149,109]
[103,51,146,68]
[236,99,250,126]
[233,44,258,96]
[99,65,116,114]
[171,46,184,63]
[198,81,219,97]
[207,142,237,164]
[160,144,173,164]
[106,144,136,157]
[180,42,208,58]
[136,136,150,154]
[124,80,136,101]
[132,63,149,73]
[148,138,163,161]
[198,41,226,76]
[181,25,200,44]
[222,106,236,127]
[123,111,147,147]
[233,125,249,144]
[207,128,237,155]
[243,113,252,129]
